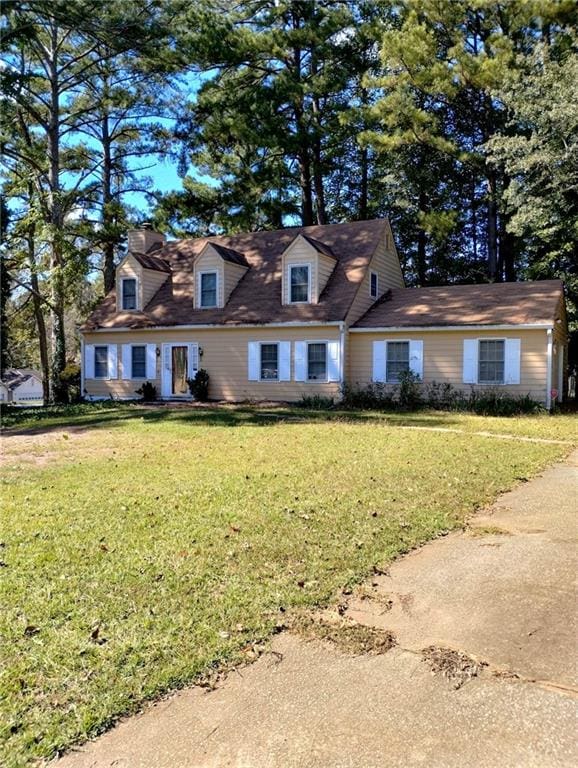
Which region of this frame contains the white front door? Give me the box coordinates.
[161,343,199,398]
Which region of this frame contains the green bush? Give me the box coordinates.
[59,363,81,404]
[299,394,335,410]
[397,370,422,410]
[341,382,395,410]
[187,369,210,401]
[342,379,542,417]
[135,381,157,402]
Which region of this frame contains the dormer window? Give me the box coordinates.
[121,278,137,310]
[199,271,218,308]
[370,271,378,299]
[289,264,310,303]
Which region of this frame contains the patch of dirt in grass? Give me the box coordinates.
[0,430,118,467]
[422,646,487,689]
[292,614,396,656]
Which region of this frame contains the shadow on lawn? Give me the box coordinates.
[0,401,468,436]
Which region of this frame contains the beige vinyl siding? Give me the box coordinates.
[194,248,224,307]
[348,328,549,404]
[83,325,341,402]
[223,261,248,302]
[318,253,336,297]
[116,255,168,310]
[346,227,405,325]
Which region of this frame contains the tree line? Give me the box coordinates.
[1,0,576,402]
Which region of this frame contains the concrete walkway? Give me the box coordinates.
[55,451,578,768]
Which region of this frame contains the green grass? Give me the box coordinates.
[1,405,575,766]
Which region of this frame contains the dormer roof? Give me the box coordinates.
[131,252,172,273]
[300,234,336,259]
[205,242,249,268]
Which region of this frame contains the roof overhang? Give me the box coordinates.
[81,320,343,334]
[350,323,554,333]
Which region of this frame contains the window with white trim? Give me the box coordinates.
[289,264,310,303]
[307,342,327,381]
[121,278,137,310]
[199,271,218,308]
[94,345,109,379]
[478,339,505,384]
[386,341,410,383]
[260,343,278,381]
[131,345,146,378]
[370,271,378,299]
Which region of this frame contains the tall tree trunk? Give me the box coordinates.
[310,48,326,225]
[101,73,116,294]
[47,22,66,402]
[358,144,368,221]
[471,177,478,264]
[486,172,498,281]
[499,213,516,282]
[27,226,50,405]
[416,190,428,285]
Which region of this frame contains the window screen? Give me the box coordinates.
[94,346,108,378]
[131,345,146,378]
[122,279,137,310]
[478,340,505,384]
[200,272,217,307]
[290,265,309,302]
[307,343,327,381]
[386,341,410,383]
[260,343,278,380]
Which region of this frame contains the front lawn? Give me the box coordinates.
[1,405,575,766]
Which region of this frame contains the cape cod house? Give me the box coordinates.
[81,220,567,409]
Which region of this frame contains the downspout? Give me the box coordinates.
[339,321,346,401]
[546,328,553,411]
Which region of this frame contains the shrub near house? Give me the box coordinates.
[81,220,567,409]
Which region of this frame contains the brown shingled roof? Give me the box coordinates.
[353,281,564,328]
[301,234,336,259]
[131,252,172,272]
[83,219,388,330]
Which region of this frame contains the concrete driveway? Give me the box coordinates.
[55,450,578,768]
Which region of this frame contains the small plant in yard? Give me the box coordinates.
[187,369,210,401]
[299,394,335,409]
[135,381,157,402]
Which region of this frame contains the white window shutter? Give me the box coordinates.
[85,345,95,379]
[146,344,157,380]
[188,343,199,377]
[107,345,118,380]
[327,341,340,382]
[409,340,424,380]
[372,341,387,383]
[279,341,291,381]
[504,338,521,384]
[122,344,132,380]
[248,342,260,381]
[463,339,478,384]
[294,341,307,382]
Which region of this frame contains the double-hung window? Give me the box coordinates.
[290,265,310,303]
[260,343,278,381]
[307,342,327,381]
[370,271,378,299]
[478,340,505,384]
[131,345,146,379]
[94,346,109,379]
[386,341,410,383]
[122,278,137,310]
[200,272,218,308]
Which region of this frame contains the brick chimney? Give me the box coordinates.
[127,223,166,254]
